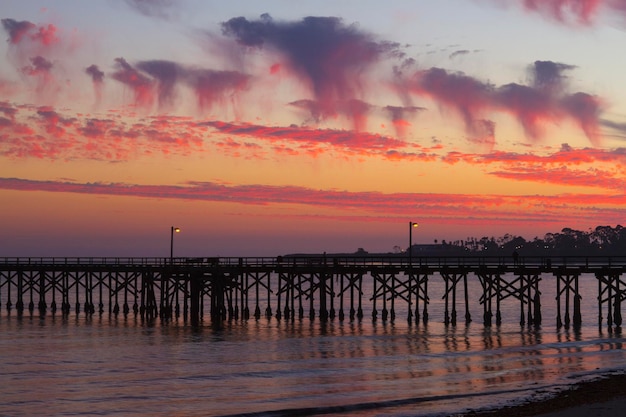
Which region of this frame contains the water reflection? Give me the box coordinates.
[2,305,626,417]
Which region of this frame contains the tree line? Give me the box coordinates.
[432,225,626,256]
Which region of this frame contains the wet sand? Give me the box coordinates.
[463,372,626,417]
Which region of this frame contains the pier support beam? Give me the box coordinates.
[555,270,581,329]
[596,269,626,331]
[440,269,470,326]
[189,272,202,326]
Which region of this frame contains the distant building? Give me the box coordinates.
[410,244,466,255]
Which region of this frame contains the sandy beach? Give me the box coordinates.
[464,372,626,417]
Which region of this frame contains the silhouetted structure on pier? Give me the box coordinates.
[1,256,625,330]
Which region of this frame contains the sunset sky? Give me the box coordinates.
[2,0,626,257]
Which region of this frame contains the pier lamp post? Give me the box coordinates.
[409,222,418,266]
[170,226,180,264]
[408,222,418,322]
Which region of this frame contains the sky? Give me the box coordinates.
[2,0,626,257]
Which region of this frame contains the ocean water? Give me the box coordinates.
[1,273,625,417]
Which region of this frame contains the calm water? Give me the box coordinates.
[1,273,625,417]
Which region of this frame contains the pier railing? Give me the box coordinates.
[2,255,626,268]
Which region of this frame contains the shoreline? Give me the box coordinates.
[463,371,626,416]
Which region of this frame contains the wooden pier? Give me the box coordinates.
[1,256,625,330]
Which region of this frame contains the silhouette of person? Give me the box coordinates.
[512,250,519,265]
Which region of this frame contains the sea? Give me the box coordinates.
[1,272,625,417]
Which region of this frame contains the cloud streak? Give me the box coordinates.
[1,177,625,227]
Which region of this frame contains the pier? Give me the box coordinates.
[1,255,625,330]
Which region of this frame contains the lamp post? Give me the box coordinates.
[409,222,418,265]
[408,222,418,322]
[170,226,180,264]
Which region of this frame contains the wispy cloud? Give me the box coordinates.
[394,60,603,145]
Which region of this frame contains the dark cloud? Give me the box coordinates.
[383,105,424,138]
[182,68,249,111]
[384,105,424,121]
[1,18,58,46]
[601,118,626,135]
[289,99,325,123]
[496,82,554,139]
[530,60,576,93]
[560,92,602,145]
[85,64,104,83]
[85,65,105,105]
[449,50,470,59]
[21,56,54,82]
[124,0,178,20]
[395,62,603,145]
[110,58,250,111]
[1,18,35,44]
[290,98,373,131]
[136,60,180,107]
[221,14,403,125]
[409,67,495,129]
[0,102,17,119]
[111,57,155,107]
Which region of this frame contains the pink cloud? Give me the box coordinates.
[203,120,423,159]
[490,165,625,190]
[0,106,208,161]
[497,1,626,27]
[111,57,155,108]
[521,0,602,24]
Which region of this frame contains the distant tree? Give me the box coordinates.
[422,224,626,256]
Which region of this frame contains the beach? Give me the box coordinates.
[465,372,626,417]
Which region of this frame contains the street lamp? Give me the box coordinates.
[409,222,418,264]
[170,226,180,263]
[408,222,418,322]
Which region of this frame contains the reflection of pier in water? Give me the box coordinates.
[1,256,625,330]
